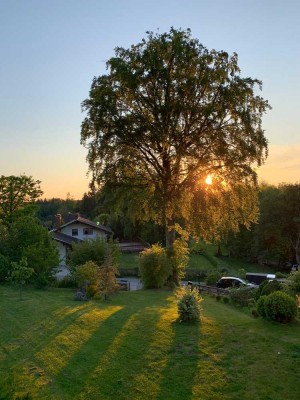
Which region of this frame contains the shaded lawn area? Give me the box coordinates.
[0,286,299,400]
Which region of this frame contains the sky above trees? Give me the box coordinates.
[0,0,299,199]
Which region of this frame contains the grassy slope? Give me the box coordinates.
[119,250,275,278]
[0,286,299,400]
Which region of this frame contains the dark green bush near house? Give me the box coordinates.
[260,279,282,297]
[68,238,119,273]
[205,271,222,286]
[222,296,230,304]
[264,291,298,323]
[256,279,271,300]
[177,286,203,322]
[256,295,268,317]
[139,244,171,289]
[229,287,257,307]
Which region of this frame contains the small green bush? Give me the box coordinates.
[222,296,230,304]
[229,287,257,307]
[205,271,221,286]
[216,295,221,302]
[256,295,268,317]
[283,271,300,296]
[177,286,203,322]
[139,244,171,288]
[264,291,298,323]
[256,279,271,300]
[261,280,282,297]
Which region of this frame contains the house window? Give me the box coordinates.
[83,228,93,235]
[72,229,78,236]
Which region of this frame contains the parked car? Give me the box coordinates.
[216,277,256,289]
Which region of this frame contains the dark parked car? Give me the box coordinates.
[216,277,256,289]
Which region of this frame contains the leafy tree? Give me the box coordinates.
[4,216,59,285]
[81,28,269,282]
[0,175,43,224]
[10,257,34,299]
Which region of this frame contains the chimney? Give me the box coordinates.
[54,214,63,229]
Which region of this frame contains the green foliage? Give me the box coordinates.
[238,268,246,279]
[68,237,119,273]
[74,260,99,287]
[73,255,119,301]
[260,280,282,297]
[205,270,222,286]
[166,239,189,285]
[7,216,59,285]
[264,291,298,323]
[229,287,257,307]
[177,286,203,322]
[0,175,43,224]
[0,253,9,282]
[283,271,300,296]
[81,27,269,273]
[10,257,34,298]
[139,244,171,289]
[256,295,268,318]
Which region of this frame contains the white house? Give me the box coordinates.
[52,214,113,269]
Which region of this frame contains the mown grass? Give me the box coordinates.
[0,285,299,399]
[119,251,275,279]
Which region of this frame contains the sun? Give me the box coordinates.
[205,175,212,185]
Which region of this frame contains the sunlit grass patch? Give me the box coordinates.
[36,306,123,375]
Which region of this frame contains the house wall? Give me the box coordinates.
[60,222,107,241]
[56,241,67,267]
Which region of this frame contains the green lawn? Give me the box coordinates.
[119,252,275,278]
[0,285,299,399]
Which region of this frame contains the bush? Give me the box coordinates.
[139,244,171,289]
[166,238,189,284]
[256,295,268,317]
[259,280,282,297]
[68,238,119,273]
[222,296,230,304]
[264,291,298,323]
[177,286,203,322]
[229,287,257,307]
[256,279,271,300]
[238,268,246,279]
[283,271,300,296]
[205,271,222,286]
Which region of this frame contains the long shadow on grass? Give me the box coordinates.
[52,297,170,399]
[0,301,94,366]
[157,312,228,400]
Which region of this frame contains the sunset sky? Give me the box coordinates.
[0,0,299,199]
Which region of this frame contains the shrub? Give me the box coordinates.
[264,291,298,323]
[216,295,221,302]
[56,275,77,288]
[167,238,189,284]
[177,286,203,322]
[229,287,257,307]
[222,296,230,304]
[238,268,246,279]
[256,295,268,317]
[256,279,271,300]
[139,244,171,289]
[205,271,222,286]
[68,238,119,273]
[283,271,300,296]
[260,280,282,297]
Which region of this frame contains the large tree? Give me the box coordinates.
[81,28,269,250]
[0,175,43,224]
